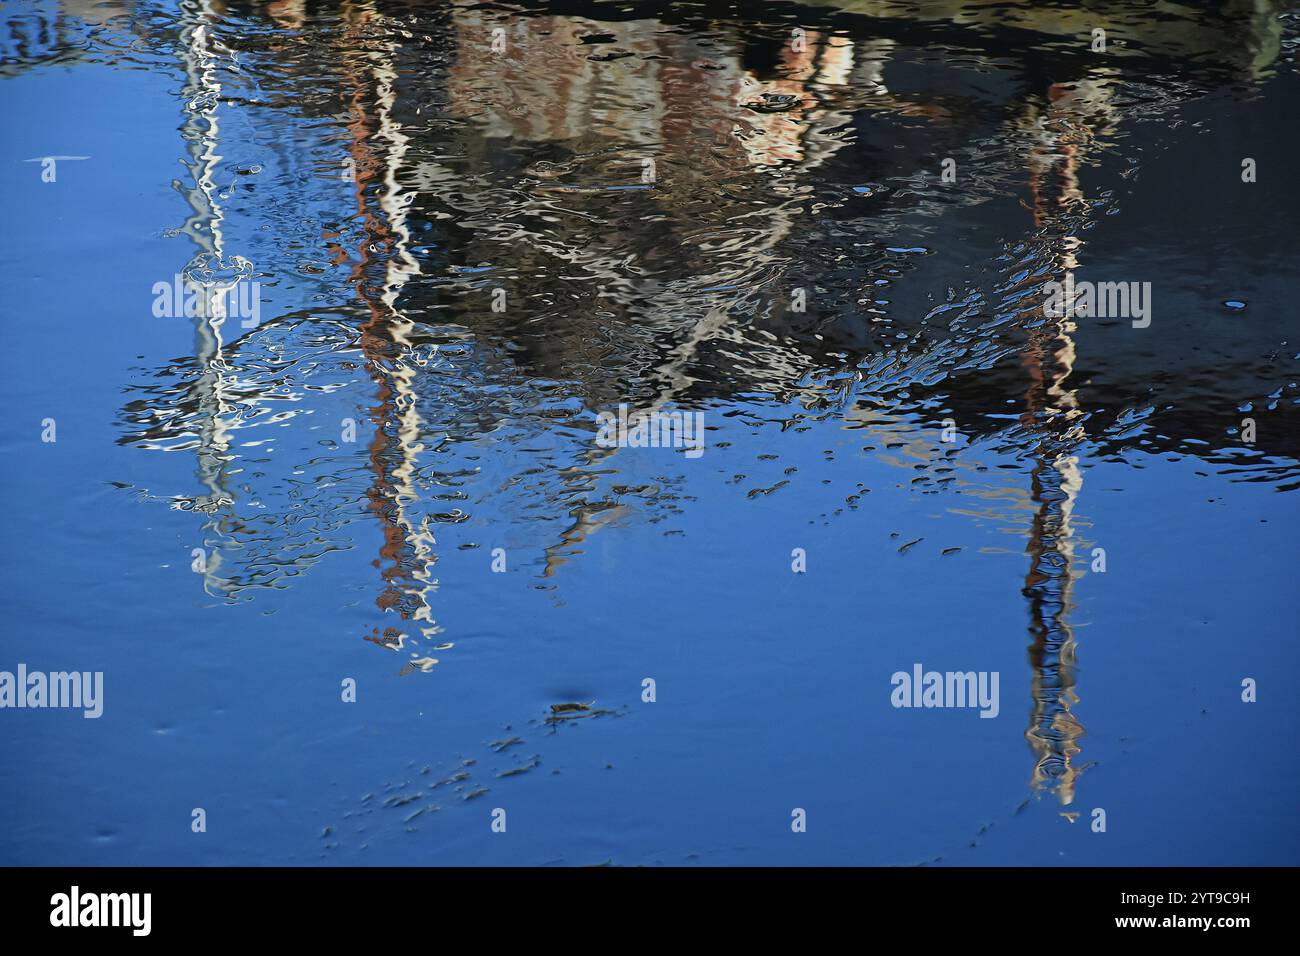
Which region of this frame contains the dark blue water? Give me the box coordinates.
[1,0,1297,866]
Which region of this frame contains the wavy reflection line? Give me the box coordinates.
[341,0,440,670]
[174,0,244,599]
[1016,77,1119,805]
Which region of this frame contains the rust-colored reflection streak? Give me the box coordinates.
[337,0,439,669]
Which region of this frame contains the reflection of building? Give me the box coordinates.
[0,0,134,75]
[425,15,926,570]
[850,70,1119,805]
